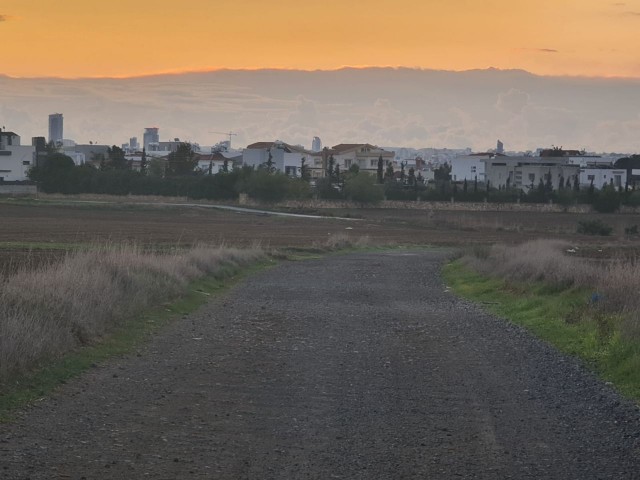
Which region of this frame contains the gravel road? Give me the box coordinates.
[1,251,639,479]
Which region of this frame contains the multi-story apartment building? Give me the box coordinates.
[0,131,36,182]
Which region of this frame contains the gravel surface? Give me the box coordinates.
[1,251,639,479]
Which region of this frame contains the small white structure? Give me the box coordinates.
[0,132,36,182]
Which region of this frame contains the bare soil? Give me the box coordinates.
[2,200,640,246]
[1,252,639,479]
[2,200,640,273]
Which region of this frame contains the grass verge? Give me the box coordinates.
[0,261,273,422]
[443,259,640,402]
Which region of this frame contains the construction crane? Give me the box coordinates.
[210,131,238,143]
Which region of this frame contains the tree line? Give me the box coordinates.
[28,147,640,212]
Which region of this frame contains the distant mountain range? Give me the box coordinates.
[1,67,639,153]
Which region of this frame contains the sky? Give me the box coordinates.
[2,0,640,78]
[1,2,640,153]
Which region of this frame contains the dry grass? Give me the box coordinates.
[0,244,264,379]
[462,239,640,337]
[310,233,374,251]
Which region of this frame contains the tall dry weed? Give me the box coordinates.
[0,244,264,379]
[462,239,640,339]
[315,233,372,250]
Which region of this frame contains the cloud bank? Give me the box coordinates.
[0,68,639,153]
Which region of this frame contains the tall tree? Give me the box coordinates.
[376,155,384,184]
[106,145,128,170]
[385,162,394,181]
[262,149,276,174]
[300,157,311,181]
[407,167,416,186]
[326,154,335,180]
[140,148,147,175]
[545,169,553,192]
[434,163,451,182]
[167,143,197,176]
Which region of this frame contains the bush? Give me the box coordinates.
[625,225,639,236]
[384,182,418,201]
[577,219,613,236]
[344,174,384,204]
[315,177,344,200]
[553,190,578,207]
[625,191,640,207]
[286,178,312,200]
[242,171,292,203]
[592,187,621,213]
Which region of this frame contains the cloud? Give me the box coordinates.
[517,47,559,54]
[496,88,530,115]
[286,95,318,127]
[1,68,639,152]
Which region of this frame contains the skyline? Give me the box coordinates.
[2,1,640,78]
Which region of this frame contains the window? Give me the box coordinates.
[22,161,30,166]
[370,159,377,167]
[587,175,595,181]
[470,166,476,173]
[528,173,535,183]
[345,159,352,168]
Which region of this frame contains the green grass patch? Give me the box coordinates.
[443,260,640,401]
[0,260,274,422]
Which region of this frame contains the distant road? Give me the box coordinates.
[39,198,361,220]
[2,252,639,479]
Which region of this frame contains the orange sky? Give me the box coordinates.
[2,0,640,78]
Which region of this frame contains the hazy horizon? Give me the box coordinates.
[2,67,639,154]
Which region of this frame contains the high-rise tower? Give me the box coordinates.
[48,113,63,145]
[143,127,160,150]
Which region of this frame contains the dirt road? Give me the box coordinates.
[1,252,639,479]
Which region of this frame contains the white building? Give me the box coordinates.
[312,136,322,152]
[243,141,312,177]
[450,153,490,182]
[579,166,627,189]
[195,152,238,174]
[0,132,36,182]
[323,144,395,177]
[482,156,579,192]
